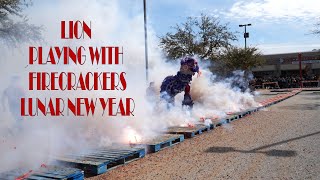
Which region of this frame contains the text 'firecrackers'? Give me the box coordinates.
[21,20,136,117]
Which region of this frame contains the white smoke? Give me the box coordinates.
[0,0,259,172]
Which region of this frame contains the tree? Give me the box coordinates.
[313,22,320,35]
[159,14,237,60]
[217,46,265,75]
[0,0,42,47]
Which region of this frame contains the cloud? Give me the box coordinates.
[224,0,320,22]
[257,42,320,54]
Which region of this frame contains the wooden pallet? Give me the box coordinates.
[54,146,145,175]
[232,113,241,120]
[0,165,84,180]
[215,118,229,126]
[228,108,259,121]
[208,123,216,129]
[259,90,302,108]
[199,118,217,129]
[134,134,184,153]
[166,124,210,138]
[231,111,247,120]
[247,108,258,114]
[226,114,239,122]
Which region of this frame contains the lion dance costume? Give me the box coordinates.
[160,57,200,109]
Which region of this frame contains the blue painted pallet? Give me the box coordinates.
[55,146,145,175]
[166,124,210,138]
[0,166,84,180]
[249,108,259,113]
[256,107,261,111]
[227,108,259,121]
[231,111,248,120]
[215,118,229,126]
[225,114,239,122]
[208,122,216,129]
[199,119,216,129]
[232,113,242,120]
[135,134,184,153]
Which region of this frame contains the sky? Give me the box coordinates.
[147,0,320,54]
[28,0,320,55]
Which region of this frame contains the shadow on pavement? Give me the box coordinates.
[205,131,320,157]
[301,92,320,96]
[305,97,320,100]
[279,103,320,110]
[299,92,320,100]
[205,147,297,157]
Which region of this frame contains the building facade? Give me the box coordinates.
[252,50,320,78]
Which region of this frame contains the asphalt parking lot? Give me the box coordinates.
[89,91,320,180]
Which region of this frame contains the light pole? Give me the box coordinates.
[239,24,252,50]
[143,0,149,84]
[298,53,303,88]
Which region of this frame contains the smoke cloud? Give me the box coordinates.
[0,0,259,172]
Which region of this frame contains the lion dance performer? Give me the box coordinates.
[160,57,200,109]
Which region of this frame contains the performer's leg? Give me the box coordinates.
[160,92,175,109]
[182,85,193,108]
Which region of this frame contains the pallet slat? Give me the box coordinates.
[134,134,184,153]
[166,124,210,138]
[0,166,84,180]
[213,118,229,127]
[55,146,145,175]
